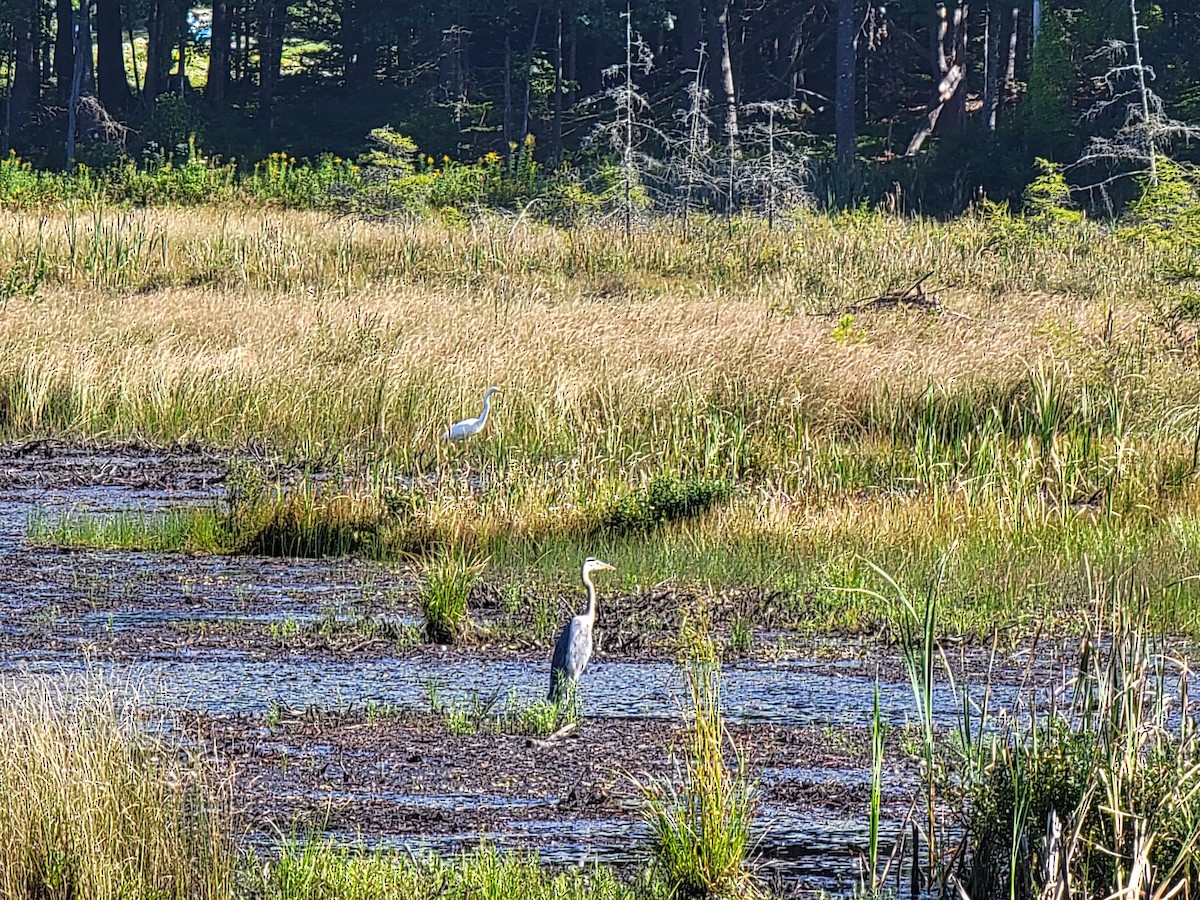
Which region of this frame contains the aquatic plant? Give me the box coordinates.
[599,474,733,536]
[638,628,759,898]
[419,549,487,644]
[246,839,645,899]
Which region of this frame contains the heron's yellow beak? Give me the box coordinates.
[595,561,615,571]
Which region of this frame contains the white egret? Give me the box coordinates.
[548,557,616,703]
[441,386,502,443]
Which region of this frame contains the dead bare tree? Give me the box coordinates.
[905,3,969,157]
[740,100,811,230]
[1073,0,1200,198]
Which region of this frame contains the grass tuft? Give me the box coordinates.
[638,627,759,898]
[419,549,486,644]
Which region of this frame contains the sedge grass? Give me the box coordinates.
[419,549,487,644]
[0,676,234,899]
[638,630,759,898]
[246,839,652,900]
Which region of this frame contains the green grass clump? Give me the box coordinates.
[638,629,758,899]
[246,839,648,900]
[958,585,1200,899]
[600,474,733,535]
[419,550,486,644]
[0,678,233,899]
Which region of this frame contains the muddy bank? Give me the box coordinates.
[196,709,915,890]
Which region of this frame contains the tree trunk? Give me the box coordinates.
[143,0,175,101]
[520,5,542,141]
[10,0,38,135]
[566,19,576,105]
[679,0,702,68]
[95,0,129,110]
[55,0,74,100]
[66,0,91,168]
[206,0,230,102]
[906,2,969,153]
[718,2,737,141]
[257,0,286,126]
[835,0,856,162]
[983,2,999,130]
[341,0,375,88]
[81,1,96,96]
[503,31,512,147]
[552,5,563,161]
[943,4,968,132]
[718,1,737,218]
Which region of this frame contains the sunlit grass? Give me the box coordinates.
[246,839,653,900]
[0,677,234,899]
[5,208,1199,635]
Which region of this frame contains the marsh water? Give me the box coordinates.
[0,444,1076,895]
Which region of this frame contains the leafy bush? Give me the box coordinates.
[599,474,732,535]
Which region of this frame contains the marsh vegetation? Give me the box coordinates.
[1,191,1200,897]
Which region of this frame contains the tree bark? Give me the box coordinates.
[340,0,376,89]
[206,0,230,102]
[718,2,737,141]
[10,0,39,135]
[552,5,563,161]
[679,0,702,69]
[520,5,542,141]
[143,0,177,101]
[718,1,737,217]
[983,2,999,130]
[257,0,286,126]
[835,0,856,162]
[943,4,968,133]
[95,0,129,110]
[55,0,74,100]
[66,0,90,168]
[503,31,512,147]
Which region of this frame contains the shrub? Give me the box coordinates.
[599,474,732,535]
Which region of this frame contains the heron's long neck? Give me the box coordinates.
[477,393,493,424]
[582,571,597,621]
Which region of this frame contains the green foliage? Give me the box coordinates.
[1025,11,1077,159]
[599,474,733,535]
[419,549,486,644]
[831,313,865,345]
[245,152,357,207]
[1121,158,1200,248]
[246,839,644,900]
[637,629,758,899]
[361,127,420,173]
[1022,158,1083,230]
[143,94,206,155]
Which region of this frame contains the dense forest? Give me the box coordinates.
[0,0,1197,212]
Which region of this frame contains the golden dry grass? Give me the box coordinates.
[7,207,1199,632]
[0,677,234,898]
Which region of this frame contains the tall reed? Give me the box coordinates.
[638,628,758,898]
[0,676,234,899]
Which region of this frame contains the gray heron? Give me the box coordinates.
[441,386,502,443]
[548,557,616,703]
